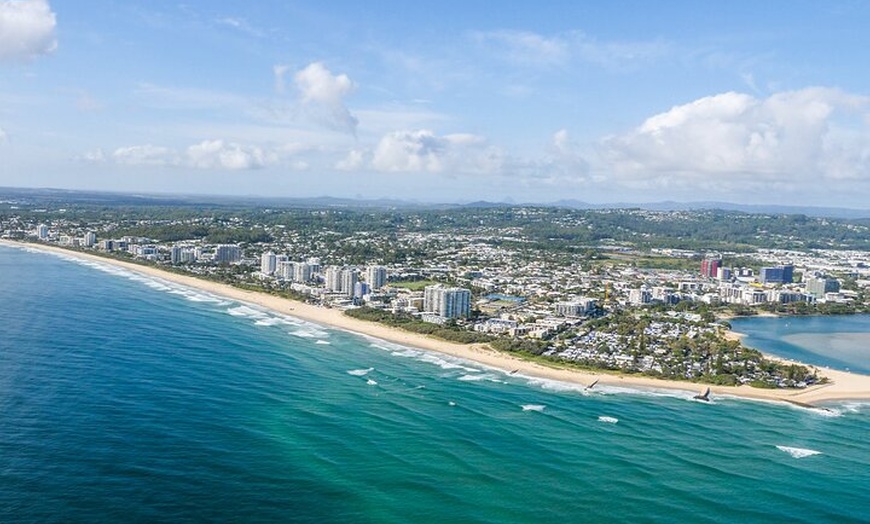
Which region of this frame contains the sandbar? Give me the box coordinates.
[5,239,870,406]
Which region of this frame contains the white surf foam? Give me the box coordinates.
[347,368,374,376]
[315,340,331,345]
[839,402,868,414]
[254,317,283,326]
[226,305,267,318]
[366,379,378,386]
[598,416,619,424]
[290,328,328,338]
[521,404,546,412]
[776,445,821,459]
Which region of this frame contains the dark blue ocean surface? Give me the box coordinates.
[2,245,869,523]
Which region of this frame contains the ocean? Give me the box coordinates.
[1,245,868,523]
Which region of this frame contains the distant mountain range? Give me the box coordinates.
[2,186,869,219]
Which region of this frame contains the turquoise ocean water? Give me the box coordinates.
[1,245,868,523]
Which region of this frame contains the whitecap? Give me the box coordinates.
[776,445,821,459]
[366,379,378,386]
[839,402,868,414]
[457,374,487,382]
[521,404,546,412]
[598,416,619,424]
[315,340,331,345]
[347,368,374,376]
[448,401,456,407]
[254,317,290,327]
[226,305,267,318]
[289,329,328,338]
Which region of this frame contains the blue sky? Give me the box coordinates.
[2,0,870,206]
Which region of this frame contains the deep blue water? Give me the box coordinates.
[1,245,869,523]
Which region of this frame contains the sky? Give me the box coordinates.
[2,0,870,206]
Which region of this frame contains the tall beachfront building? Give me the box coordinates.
[36,224,49,240]
[261,252,277,275]
[214,245,241,264]
[366,265,387,290]
[83,232,96,247]
[423,284,472,319]
[294,262,312,283]
[340,269,358,298]
[325,266,342,292]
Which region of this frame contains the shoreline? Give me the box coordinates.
[4,239,870,406]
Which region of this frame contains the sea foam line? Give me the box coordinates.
[776,445,822,459]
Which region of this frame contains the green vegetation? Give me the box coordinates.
[345,307,495,344]
[388,279,439,291]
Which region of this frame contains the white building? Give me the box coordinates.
[325,266,342,292]
[423,284,471,320]
[295,262,312,283]
[554,298,597,317]
[261,251,277,275]
[278,260,296,280]
[366,265,388,290]
[341,269,358,298]
[82,232,96,247]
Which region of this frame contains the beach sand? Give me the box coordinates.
[6,239,870,406]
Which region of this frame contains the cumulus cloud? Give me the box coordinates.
[548,129,590,176]
[335,149,366,171]
[293,62,358,135]
[371,129,502,174]
[186,139,271,170]
[107,140,284,170]
[0,0,57,61]
[273,64,291,94]
[113,145,178,167]
[599,87,870,190]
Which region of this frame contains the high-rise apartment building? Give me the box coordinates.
[261,252,277,275]
[700,258,721,278]
[366,265,387,290]
[423,285,472,319]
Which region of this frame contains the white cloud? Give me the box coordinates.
[472,29,669,69]
[112,145,178,167]
[371,129,502,174]
[107,140,286,171]
[78,148,105,162]
[186,139,271,170]
[599,87,870,190]
[216,16,264,38]
[0,0,57,61]
[293,62,358,135]
[471,30,569,66]
[335,149,366,171]
[273,64,291,94]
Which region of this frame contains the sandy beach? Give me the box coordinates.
[6,239,870,406]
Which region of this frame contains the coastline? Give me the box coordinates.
[5,239,870,406]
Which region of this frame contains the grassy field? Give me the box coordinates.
[389,279,440,291]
